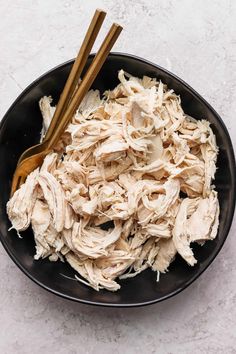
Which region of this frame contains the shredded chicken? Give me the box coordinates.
[7,70,220,291]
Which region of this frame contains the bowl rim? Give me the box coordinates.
[0,52,235,307]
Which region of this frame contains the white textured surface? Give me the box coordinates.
[0,1,236,353]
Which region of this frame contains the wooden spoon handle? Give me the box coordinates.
[47,23,122,150]
[44,9,106,142]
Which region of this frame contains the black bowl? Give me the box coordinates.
[0,53,235,307]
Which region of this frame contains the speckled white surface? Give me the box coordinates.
[0,1,236,353]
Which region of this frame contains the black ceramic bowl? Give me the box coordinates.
[0,53,235,307]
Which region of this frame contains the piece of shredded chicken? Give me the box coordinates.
[7,70,220,291]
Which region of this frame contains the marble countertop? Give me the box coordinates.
[0,1,235,353]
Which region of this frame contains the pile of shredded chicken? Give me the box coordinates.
[7,70,220,291]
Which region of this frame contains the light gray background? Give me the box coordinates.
[0,1,235,353]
